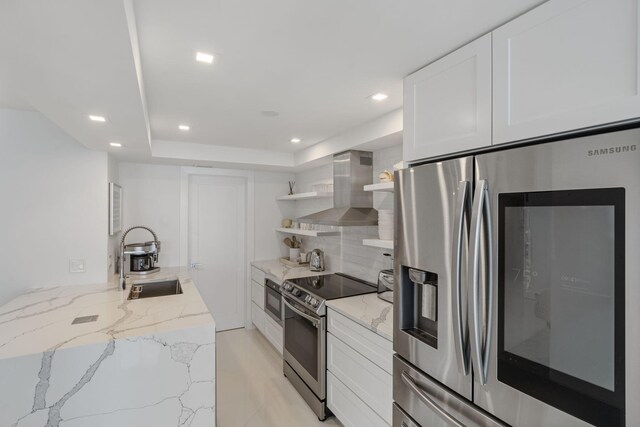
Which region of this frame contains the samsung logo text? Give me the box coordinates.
[588,145,636,156]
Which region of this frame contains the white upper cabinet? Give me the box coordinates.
[404,33,492,162]
[493,0,640,144]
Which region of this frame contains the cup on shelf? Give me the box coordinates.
[281,218,293,228]
[289,248,301,262]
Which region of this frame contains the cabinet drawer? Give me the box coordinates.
[327,308,393,374]
[327,333,392,424]
[251,280,265,309]
[263,315,283,356]
[251,266,265,284]
[251,302,264,334]
[327,371,389,427]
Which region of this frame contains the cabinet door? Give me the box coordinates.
[251,280,265,309]
[327,372,390,427]
[327,308,393,374]
[263,315,283,356]
[251,302,265,334]
[327,333,392,424]
[250,266,265,284]
[493,0,640,144]
[404,33,492,162]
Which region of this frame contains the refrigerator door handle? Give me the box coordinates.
[469,179,494,386]
[451,180,471,376]
[401,371,466,427]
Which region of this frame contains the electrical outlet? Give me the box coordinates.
[69,258,86,273]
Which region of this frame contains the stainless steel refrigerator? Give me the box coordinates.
[393,128,639,426]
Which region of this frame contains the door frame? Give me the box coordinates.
[180,166,255,329]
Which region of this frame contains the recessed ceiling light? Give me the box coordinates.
[370,93,388,101]
[261,110,279,117]
[179,124,190,131]
[89,115,106,122]
[196,52,214,64]
[290,138,301,143]
[109,142,122,147]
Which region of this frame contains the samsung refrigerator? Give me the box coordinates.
[393,127,639,426]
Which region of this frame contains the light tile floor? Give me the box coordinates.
[216,328,342,427]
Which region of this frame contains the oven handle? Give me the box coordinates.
[401,372,465,427]
[283,297,320,329]
[469,179,494,386]
[451,180,471,376]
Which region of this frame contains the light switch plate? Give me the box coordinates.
[69,258,86,273]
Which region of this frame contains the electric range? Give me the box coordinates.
[281,273,376,420]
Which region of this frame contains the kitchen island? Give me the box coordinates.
[0,267,215,427]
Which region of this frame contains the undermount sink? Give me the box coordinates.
[127,279,183,300]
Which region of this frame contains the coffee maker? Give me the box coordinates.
[120,226,161,290]
[124,241,160,275]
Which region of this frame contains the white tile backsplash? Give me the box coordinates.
[293,144,401,284]
[340,226,392,283]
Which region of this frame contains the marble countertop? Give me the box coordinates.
[326,293,393,341]
[251,259,332,284]
[0,267,214,360]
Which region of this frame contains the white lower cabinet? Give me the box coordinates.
[327,308,393,426]
[327,371,389,427]
[327,308,393,374]
[263,314,283,356]
[249,264,283,355]
[251,280,265,309]
[251,301,264,334]
[327,333,392,423]
[251,266,266,284]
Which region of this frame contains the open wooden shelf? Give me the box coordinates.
[276,191,333,201]
[276,227,340,237]
[363,182,394,192]
[362,239,393,250]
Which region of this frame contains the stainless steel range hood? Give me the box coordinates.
[298,150,378,226]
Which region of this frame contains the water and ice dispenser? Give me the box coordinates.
[399,266,439,349]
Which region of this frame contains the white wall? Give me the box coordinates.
[118,163,294,266]
[107,154,121,275]
[254,171,295,260]
[0,109,109,305]
[119,163,182,267]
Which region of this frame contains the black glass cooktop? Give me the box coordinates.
[288,273,376,301]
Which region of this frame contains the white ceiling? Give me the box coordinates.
[0,0,151,160]
[0,0,545,165]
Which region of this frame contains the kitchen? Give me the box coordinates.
[0,0,638,426]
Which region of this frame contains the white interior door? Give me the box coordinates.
[188,174,246,331]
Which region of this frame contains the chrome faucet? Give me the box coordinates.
[119,226,160,290]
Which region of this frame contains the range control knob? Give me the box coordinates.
[304,295,311,303]
[309,298,319,307]
[292,288,301,297]
[284,283,292,291]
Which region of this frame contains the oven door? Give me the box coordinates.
[282,295,326,399]
[264,279,283,325]
[473,128,639,427]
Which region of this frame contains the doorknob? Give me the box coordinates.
[190,262,203,270]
